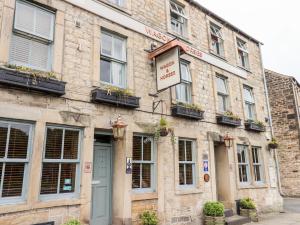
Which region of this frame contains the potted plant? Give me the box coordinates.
[239,198,258,222]
[153,118,176,144]
[158,117,168,137]
[203,201,225,225]
[62,219,81,225]
[268,138,278,149]
[140,211,158,225]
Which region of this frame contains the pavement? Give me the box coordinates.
[244,198,300,225]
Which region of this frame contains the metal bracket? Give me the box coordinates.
[152,99,163,113]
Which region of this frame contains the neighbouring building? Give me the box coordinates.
[0,0,282,224]
[265,69,300,197]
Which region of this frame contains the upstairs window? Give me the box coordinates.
[110,0,125,7]
[216,75,229,112]
[237,38,249,69]
[237,145,251,184]
[9,0,55,71]
[252,147,264,183]
[178,139,195,186]
[0,121,32,201]
[243,86,256,120]
[100,31,127,88]
[176,62,192,104]
[40,126,81,197]
[210,23,224,57]
[170,1,187,37]
[132,135,155,191]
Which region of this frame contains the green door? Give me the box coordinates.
[91,144,112,225]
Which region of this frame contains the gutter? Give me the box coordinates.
[259,44,284,196]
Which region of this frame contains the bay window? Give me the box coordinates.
[9,0,55,71]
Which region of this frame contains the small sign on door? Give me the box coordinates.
[126,157,132,174]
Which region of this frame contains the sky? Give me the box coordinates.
[196,0,300,81]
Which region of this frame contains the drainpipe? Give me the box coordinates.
[258,43,284,196]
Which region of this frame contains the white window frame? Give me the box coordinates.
[9,0,55,71]
[110,0,125,7]
[243,86,256,120]
[178,139,196,187]
[40,125,82,200]
[216,75,229,112]
[132,135,156,193]
[251,146,264,184]
[237,145,251,185]
[0,120,33,204]
[170,1,188,37]
[237,38,249,69]
[176,61,192,104]
[100,30,127,88]
[210,23,224,57]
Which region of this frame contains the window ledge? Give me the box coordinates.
[175,187,203,195]
[237,184,268,190]
[237,65,252,73]
[132,192,158,201]
[209,51,227,62]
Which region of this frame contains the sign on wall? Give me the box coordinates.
[156,47,181,91]
[126,157,132,174]
[203,160,209,172]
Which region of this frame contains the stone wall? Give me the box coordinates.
[265,69,300,197]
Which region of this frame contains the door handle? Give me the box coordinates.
[92,180,100,185]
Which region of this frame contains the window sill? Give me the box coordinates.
[237,65,252,73]
[175,187,203,195]
[132,192,158,201]
[209,51,227,62]
[237,183,268,190]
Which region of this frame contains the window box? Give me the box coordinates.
[91,88,140,109]
[244,121,265,132]
[171,105,204,120]
[0,67,66,96]
[216,115,241,127]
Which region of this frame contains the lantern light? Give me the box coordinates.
[112,115,127,139]
[223,133,234,148]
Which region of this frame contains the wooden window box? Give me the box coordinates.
[245,121,265,132]
[0,67,65,96]
[216,115,241,127]
[171,105,204,120]
[91,88,140,109]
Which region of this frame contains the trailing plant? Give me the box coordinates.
[177,102,203,112]
[140,211,158,225]
[203,201,225,217]
[4,64,57,79]
[62,219,81,225]
[105,86,133,96]
[240,197,256,210]
[153,117,176,144]
[224,111,240,120]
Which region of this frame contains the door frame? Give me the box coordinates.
[91,136,114,225]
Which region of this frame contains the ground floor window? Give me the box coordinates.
[237,145,250,183]
[132,135,155,191]
[40,126,81,196]
[0,121,32,201]
[178,139,195,186]
[252,146,264,183]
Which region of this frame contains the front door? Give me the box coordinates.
[91,144,112,225]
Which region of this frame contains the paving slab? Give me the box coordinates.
[245,212,300,225]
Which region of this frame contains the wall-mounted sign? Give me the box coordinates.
[156,47,181,91]
[203,160,209,172]
[126,157,132,174]
[204,174,210,182]
[84,162,92,173]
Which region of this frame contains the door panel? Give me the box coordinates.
[91,145,112,225]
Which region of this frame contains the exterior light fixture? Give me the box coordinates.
[112,115,127,139]
[223,133,234,148]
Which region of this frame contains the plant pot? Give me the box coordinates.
[159,127,169,137]
[203,215,225,225]
[240,208,258,222]
[268,143,278,149]
[216,115,241,127]
[171,105,204,120]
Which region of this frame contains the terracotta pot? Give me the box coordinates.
[240,208,258,222]
[204,215,225,225]
[159,127,169,137]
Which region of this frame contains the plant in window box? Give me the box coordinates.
[203,201,225,225]
[268,138,278,149]
[245,120,265,132]
[217,111,241,126]
[62,219,81,225]
[0,64,66,96]
[140,211,158,225]
[239,198,258,222]
[171,102,204,120]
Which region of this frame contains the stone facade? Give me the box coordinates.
[0,0,282,225]
[265,69,300,197]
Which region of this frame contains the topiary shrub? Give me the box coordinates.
[240,197,256,209]
[203,201,225,217]
[62,219,81,225]
[140,211,158,225]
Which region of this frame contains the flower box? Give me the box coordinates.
[203,215,225,225]
[240,208,258,222]
[91,88,140,108]
[0,67,65,96]
[245,121,265,132]
[216,115,241,127]
[171,105,204,120]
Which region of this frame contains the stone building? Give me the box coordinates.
[265,69,300,197]
[0,0,282,224]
